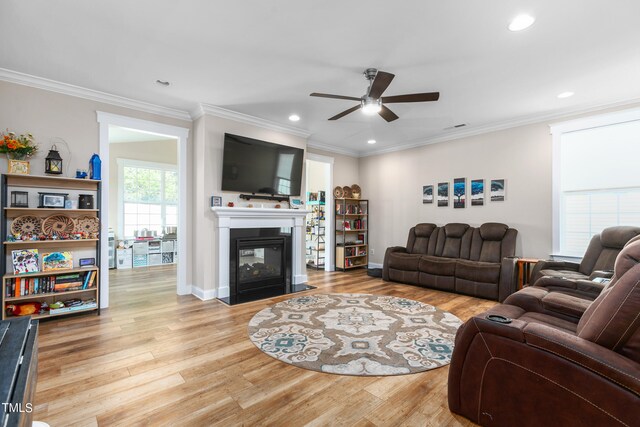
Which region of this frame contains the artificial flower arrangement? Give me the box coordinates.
[0,129,38,159]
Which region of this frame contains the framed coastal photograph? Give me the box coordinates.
[471,179,484,206]
[491,179,506,202]
[12,249,39,274]
[42,251,73,271]
[453,178,466,209]
[422,185,433,204]
[437,182,449,207]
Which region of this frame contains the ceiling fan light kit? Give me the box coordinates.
[310,68,440,122]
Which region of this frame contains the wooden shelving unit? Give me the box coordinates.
[1,174,101,320]
[335,198,368,270]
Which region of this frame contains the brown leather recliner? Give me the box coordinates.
[529,225,640,284]
[383,222,518,301]
[448,239,640,426]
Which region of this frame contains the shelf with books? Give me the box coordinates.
[335,198,368,271]
[1,174,101,320]
[305,201,326,270]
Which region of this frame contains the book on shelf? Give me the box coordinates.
[4,270,96,298]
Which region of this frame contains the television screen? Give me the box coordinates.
[221,133,304,196]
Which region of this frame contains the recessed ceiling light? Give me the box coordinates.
[288,114,300,122]
[367,139,377,144]
[557,91,575,99]
[508,14,535,31]
[156,79,170,86]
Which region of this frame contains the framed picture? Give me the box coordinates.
[211,196,222,207]
[453,178,466,208]
[471,179,484,206]
[422,185,433,204]
[12,249,39,274]
[491,179,506,202]
[8,160,30,175]
[42,251,73,271]
[437,182,449,207]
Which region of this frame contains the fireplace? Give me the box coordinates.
[227,228,292,304]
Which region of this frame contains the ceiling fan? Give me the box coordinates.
[310,68,440,122]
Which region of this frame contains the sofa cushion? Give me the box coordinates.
[541,292,591,319]
[435,223,472,259]
[406,223,438,254]
[479,223,509,241]
[387,252,422,271]
[455,259,501,284]
[418,256,456,276]
[538,269,589,281]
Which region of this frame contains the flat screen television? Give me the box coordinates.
[221,133,304,196]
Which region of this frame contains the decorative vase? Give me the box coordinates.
[6,153,30,175]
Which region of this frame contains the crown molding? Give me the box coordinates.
[0,67,192,121]
[306,140,360,157]
[195,104,311,139]
[358,96,640,158]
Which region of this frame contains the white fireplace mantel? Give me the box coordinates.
[211,207,310,299]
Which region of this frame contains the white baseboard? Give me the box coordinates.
[294,274,308,284]
[177,284,192,296]
[368,262,383,269]
[191,285,218,301]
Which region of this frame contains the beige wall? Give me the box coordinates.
[191,114,308,294]
[108,139,178,237]
[306,147,360,194]
[305,159,329,195]
[359,123,553,263]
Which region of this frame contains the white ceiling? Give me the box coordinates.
[2,1,640,156]
[109,126,177,144]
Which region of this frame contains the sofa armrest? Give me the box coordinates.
[589,270,614,280]
[530,259,580,282]
[534,276,604,299]
[498,256,518,302]
[523,323,640,395]
[382,246,407,281]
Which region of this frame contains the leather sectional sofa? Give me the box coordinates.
[383,222,518,302]
[448,236,640,426]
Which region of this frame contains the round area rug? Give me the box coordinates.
[247,293,463,376]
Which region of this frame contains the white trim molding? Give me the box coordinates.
[191,285,216,301]
[195,104,311,139]
[97,112,191,307]
[0,68,192,121]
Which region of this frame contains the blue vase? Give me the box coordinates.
[89,153,102,180]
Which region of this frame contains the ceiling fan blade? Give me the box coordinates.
[367,71,395,99]
[328,105,361,120]
[378,105,399,122]
[382,92,440,103]
[310,92,362,101]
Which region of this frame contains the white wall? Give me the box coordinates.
[108,139,178,237]
[359,123,553,261]
[307,147,360,193]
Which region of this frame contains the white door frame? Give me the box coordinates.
[97,111,190,307]
[306,153,335,271]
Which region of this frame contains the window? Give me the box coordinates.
[552,109,640,256]
[118,159,177,238]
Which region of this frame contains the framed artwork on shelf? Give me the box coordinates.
[453,178,466,209]
[491,179,506,202]
[12,249,39,274]
[422,185,433,204]
[8,160,31,175]
[42,251,73,271]
[471,179,484,206]
[438,182,449,207]
[211,196,222,207]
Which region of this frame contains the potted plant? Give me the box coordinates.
[0,130,38,174]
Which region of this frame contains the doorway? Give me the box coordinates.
[305,153,334,271]
[97,112,189,308]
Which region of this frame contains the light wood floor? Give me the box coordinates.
[33,265,495,426]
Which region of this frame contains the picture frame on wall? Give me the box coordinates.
[471,179,484,206]
[422,185,433,204]
[437,182,449,207]
[211,196,222,207]
[453,178,466,209]
[491,179,506,201]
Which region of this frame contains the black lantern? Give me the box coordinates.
[45,145,63,175]
[10,191,29,208]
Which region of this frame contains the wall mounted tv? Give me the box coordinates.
[221,133,304,196]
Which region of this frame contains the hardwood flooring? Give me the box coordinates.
[33,265,495,426]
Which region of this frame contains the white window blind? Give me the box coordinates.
[555,116,640,256]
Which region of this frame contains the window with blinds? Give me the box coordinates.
[555,115,640,256]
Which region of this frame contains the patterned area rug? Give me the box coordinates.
[247,293,463,376]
